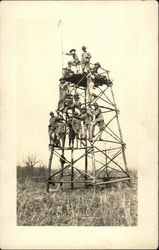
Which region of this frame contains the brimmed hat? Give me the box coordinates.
[70,49,76,53]
[82,45,86,50]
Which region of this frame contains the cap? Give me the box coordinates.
[82,45,86,50]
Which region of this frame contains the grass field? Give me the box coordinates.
[17,166,137,226]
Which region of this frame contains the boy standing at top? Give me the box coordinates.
[81,46,91,72]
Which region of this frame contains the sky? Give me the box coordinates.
[1,1,157,169]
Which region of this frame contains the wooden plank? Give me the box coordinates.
[93,177,130,186]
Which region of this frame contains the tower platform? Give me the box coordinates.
[62,72,112,88]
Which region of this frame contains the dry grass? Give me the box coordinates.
[17,167,137,226]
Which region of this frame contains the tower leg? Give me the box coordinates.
[71,146,74,189]
[60,130,66,187]
[47,148,54,192]
[60,148,64,187]
[84,88,88,188]
[110,87,129,176]
[91,142,96,191]
[105,144,109,181]
[85,138,88,188]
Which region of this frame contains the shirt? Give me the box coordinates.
[49,116,58,128]
[81,52,91,63]
[72,117,82,131]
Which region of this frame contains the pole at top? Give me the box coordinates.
[58,19,64,75]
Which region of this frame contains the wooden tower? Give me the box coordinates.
[46,63,130,192]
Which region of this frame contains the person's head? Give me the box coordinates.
[59,78,65,84]
[74,111,79,117]
[66,93,73,99]
[74,93,80,100]
[93,102,99,110]
[58,116,63,122]
[94,62,101,69]
[81,107,86,114]
[70,49,76,54]
[49,111,54,116]
[82,45,87,52]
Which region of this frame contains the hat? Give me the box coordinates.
[94,62,101,67]
[50,111,54,115]
[70,49,76,53]
[82,45,86,50]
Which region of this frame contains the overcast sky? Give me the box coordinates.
[1,1,157,169]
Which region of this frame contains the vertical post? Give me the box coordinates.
[58,19,64,75]
[91,142,96,192]
[60,148,64,187]
[71,146,74,189]
[60,117,67,187]
[110,86,129,175]
[91,142,96,181]
[105,143,109,180]
[84,89,88,187]
[47,147,54,192]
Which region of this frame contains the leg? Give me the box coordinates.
[77,64,80,73]
[89,122,93,140]
[75,132,79,148]
[83,123,87,138]
[85,62,90,72]
[92,121,97,137]
[49,129,54,144]
[79,127,83,147]
[69,136,71,147]
[99,121,104,140]
[81,62,85,72]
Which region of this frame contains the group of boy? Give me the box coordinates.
[64,45,91,74]
[48,46,105,148]
[48,96,105,148]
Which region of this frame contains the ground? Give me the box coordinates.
[17,167,137,226]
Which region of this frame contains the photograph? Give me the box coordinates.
[0,1,158,249]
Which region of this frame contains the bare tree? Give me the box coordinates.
[23,154,40,170]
